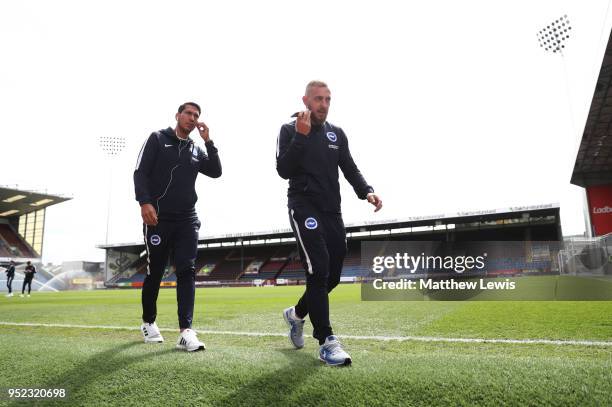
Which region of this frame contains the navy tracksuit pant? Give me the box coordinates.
[22,276,33,294]
[7,274,14,293]
[288,203,347,344]
[142,218,200,329]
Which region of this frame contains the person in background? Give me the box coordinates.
[21,261,36,297]
[5,260,15,297]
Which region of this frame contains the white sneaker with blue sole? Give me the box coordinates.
[319,335,352,366]
[283,306,305,349]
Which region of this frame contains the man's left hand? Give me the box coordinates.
[197,122,210,142]
[366,193,383,212]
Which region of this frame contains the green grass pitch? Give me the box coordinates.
[0,284,611,406]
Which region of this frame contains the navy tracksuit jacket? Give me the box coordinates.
[276,120,374,342]
[134,127,221,329]
[6,264,15,293]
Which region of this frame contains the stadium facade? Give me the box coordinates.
[571,28,612,237]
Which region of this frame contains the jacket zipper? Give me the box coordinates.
[155,139,190,216]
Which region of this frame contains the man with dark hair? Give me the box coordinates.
[276,80,383,366]
[134,102,222,351]
[5,260,15,297]
[178,102,201,114]
[21,261,36,297]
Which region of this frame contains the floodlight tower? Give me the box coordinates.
[536,15,575,133]
[537,15,592,237]
[537,15,572,54]
[99,136,126,245]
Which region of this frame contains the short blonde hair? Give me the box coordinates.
[305,80,329,96]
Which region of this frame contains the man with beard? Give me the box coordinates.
[276,81,383,366]
[134,102,222,351]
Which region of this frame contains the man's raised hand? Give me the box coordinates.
[296,110,311,136]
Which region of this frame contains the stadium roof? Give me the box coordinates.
[98,203,560,250]
[570,28,612,187]
[0,186,71,218]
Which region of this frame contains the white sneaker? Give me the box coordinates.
[141,322,164,343]
[27,294,30,297]
[5,293,12,297]
[20,294,24,297]
[176,329,205,352]
[319,335,352,366]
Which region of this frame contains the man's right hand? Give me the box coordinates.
[141,203,158,226]
[296,110,311,136]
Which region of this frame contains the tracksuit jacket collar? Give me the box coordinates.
[160,127,193,145]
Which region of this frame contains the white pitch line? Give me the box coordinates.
[1,321,611,347]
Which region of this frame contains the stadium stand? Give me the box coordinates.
[106,255,147,284]
[195,249,231,281]
[253,246,294,280]
[256,260,287,279]
[0,240,11,257]
[100,204,564,287]
[277,253,306,280]
[0,224,36,258]
[0,186,70,263]
[341,245,369,278]
[198,260,243,281]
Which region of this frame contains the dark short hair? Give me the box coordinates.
[27,261,31,265]
[178,102,201,115]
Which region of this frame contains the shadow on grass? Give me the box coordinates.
[9,340,174,406]
[214,348,327,407]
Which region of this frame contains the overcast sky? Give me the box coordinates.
[1,0,611,264]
